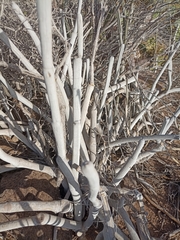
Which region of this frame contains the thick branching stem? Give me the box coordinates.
[72,58,82,179]
[0,148,56,177]
[0,213,82,232]
[36,0,82,221]
[0,200,72,214]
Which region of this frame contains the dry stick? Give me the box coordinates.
[155,108,180,145]
[167,58,172,91]
[101,128,179,167]
[72,58,82,179]
[80,134,90,162]
[143,193,180,226]
[71,11,83,179]
[0,120,56,165]
[118,198,140,240]
[77,13,83,58]
[89,93,98,163]
[56,74,70,122]
[108,76,136,93]
[53,9,69,80]
[52,18,66,43]
[148,40,180,101]
[0,213,82,232]
[130,91,159,130]
[0,29,43,82]
[54,50,69,82]
[0,72,51,123]
[36,0,82,221]
[0,110,44,157]
[81,3,105,131]
[0,200,72,214]
[0,27,48,104]
[125,76,130,135]
[100,191,115,240]
[131,88,180,131]
[108,104,113,140]
[60,8,67,40]
[168,229,180,239]
[86,58,90,83]
[60,24,77,84]
[0,60,7,67]
[98,56,114,121]
[136,145,164,164]
[81,83,94,131]
[1,60,44,80]
[159,87,180,97]
[82,60,86,85]
[68,15,89,163]
[0,92,14,122]
[67,59,73,86]
[109,134,180,148]
[146,88,180,113]
[12,1,68,117]
[0,121,31,131]
[136,198,152,240]
[0,0,4,19]
[61,0,83,84]
[54,11,80,130]
[113,44,125,85]
[118,207,140,240]
[51,33,70,125]
[12,1,41,55]
[167,25,180,93]
[113,139,145,186]
[163,107,180,132]
[0,148,57,177]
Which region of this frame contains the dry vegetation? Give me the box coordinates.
[0,0,180,239]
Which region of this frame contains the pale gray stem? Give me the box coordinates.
[0,200,72,214]
[36,0,82,221]
[118,198,140,240]
[81,161,102,208]
[110,134,180,148]
[0,213,82,232]
[113,140,145,186]
[0,148,56,177]
[12,1,41,55]
[148,41,180,100]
